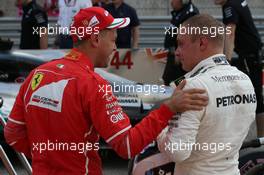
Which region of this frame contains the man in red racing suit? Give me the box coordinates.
[4,7,208,175]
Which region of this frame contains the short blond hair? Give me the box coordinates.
[182,14,225,46]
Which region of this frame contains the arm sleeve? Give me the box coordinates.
[157,79,206,163]
[222,4,239,25]
[4,72,34,157]
[89,78,174,159]
[129,7,140,27]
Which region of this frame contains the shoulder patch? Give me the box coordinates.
[28,78,72,112]
[65,49,81,61]
[35,13,46,24]
[224,7,233,18]
[31,72,44,91]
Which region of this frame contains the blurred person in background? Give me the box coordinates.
[44,0,59,16]
[0,10,4,17]
[92,0,109,7]
[17,0,48,49]
[56,0,92,48]
[162,0,199,86]
[215,0,264,137]
[15,0,24,16]
[104,0,140,48]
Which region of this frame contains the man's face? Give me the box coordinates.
[171,0,183,11]
[214,0,227,5]
[96,29,117,67]
[175,33,200,71]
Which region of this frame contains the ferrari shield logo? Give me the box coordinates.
[31,73,44,91]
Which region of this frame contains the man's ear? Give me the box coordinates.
[90,33,100,48]
[200,36,209,51]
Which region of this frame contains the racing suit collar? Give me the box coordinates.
[184,54,227,78]
[64,48,94,71]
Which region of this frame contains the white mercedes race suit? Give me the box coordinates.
[157,54,256,175]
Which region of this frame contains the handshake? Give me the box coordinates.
[164,80,208,113]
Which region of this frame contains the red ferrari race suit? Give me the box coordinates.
[4,48,174,175]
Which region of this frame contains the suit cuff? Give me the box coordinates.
[157,104,175,120]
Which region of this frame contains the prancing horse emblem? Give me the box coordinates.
[31,72,44,91]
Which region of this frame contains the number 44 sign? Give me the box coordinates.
[107,48,167,84]
[110,50,133,69]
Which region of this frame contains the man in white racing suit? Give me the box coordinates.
[158,14,256,175]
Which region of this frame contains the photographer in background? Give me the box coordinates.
[57,0,92,48]
[215,0,264,137]
[104,0,140,49]
[162,0,199,86]
[17,0,48,49]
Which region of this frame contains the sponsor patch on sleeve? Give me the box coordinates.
[28,79,72,112]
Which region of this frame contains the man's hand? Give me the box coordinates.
[164,80,208,113]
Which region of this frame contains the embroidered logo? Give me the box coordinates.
[31,73,44,91]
